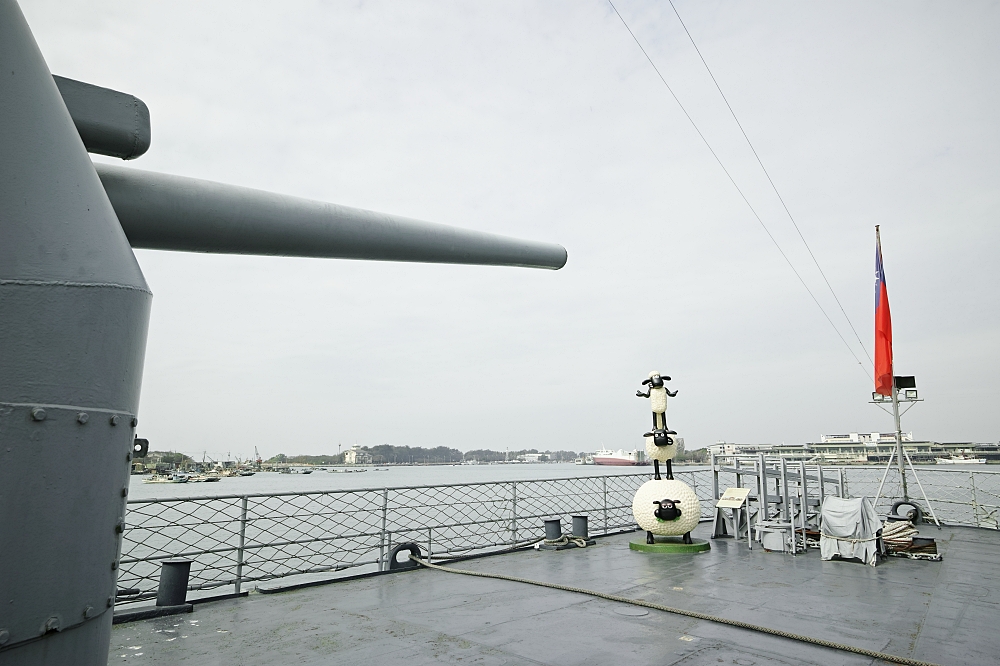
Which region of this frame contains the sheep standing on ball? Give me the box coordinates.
[635,371,678,481]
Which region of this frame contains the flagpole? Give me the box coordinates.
[891,377,908,501]
[877,225,908,501]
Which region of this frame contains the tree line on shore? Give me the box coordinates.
[267,444,708,465]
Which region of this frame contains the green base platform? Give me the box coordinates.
[629,537,711,553]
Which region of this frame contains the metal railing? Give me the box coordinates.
[837,465,1000,529]
[116,471,719,602]
[708,457,1000,531]
[116,466,1000,603]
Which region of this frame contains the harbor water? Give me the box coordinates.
[126,463,704,500]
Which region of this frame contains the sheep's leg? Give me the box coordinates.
[653,459,661,480]
[665,459,674,480]
[646,530,655,545]
[652,412,659,429]
[683,531,692,544]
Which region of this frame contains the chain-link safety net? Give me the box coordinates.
[118,472,677,602]
[116,467,1000,604]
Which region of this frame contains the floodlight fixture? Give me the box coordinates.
[904,389,918,400]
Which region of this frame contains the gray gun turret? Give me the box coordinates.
[0,2,565,663]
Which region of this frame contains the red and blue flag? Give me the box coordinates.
[874,228,893,396]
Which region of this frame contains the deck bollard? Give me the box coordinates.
[572,515,589,540]
[544,518,562,541]
[156,559,192,607]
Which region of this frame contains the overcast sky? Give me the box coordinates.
[21,1,999,458]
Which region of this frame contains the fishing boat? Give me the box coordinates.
[187,473,222,482]
[143,474,189,484]
[592,448,648,466]
[935,455,986,465]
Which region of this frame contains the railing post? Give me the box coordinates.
[428,527,433,563]
[602,477,608,534]
[235,496,248,595]
[378,488,388,571]
[511,482,518,545]
[839,468,846,497]
[970,471,980,527]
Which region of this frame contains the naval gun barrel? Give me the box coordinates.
[96,164,567,269]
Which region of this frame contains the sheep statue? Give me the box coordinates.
[635,371,678,481]
[630,372,708,552]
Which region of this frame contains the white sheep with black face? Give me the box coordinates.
[635,371,678,479]
[632,478,701,541]
[645,435,677,462]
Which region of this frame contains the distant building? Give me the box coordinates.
[518,453,548,463]
[344,446,372,465]
[709,435,999,464]
[820,432,912,444]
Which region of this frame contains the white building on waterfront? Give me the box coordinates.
[709,433,995,464]
[344,445,372,465]
[820,432,913,444]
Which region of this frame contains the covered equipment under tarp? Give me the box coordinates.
[820,496,884,566]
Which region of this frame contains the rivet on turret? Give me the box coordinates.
[30,407,47,421]
[131,417,138,427]
[109,415,120,426]
[83,606,94,619]
[0,630,9,645]
[77,412,89,424]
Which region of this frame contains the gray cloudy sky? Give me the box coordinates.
[21,1,999,458]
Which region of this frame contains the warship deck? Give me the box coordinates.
[109,522,998,665]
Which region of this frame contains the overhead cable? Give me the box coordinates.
[606,1,872,379]
[667,0,874,367]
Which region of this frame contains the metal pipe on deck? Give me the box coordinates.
[96,164,568,269]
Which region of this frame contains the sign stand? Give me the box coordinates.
[712,487,752,548]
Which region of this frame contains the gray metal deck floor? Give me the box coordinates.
[109,523,999,665]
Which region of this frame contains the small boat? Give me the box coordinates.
[187,473,222,482]
[574,456,594,465]
[143,474,189,484]
[935,455,986,465]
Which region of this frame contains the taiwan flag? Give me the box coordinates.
[874,228,893,396]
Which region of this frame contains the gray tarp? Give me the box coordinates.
[820,496,882,566]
